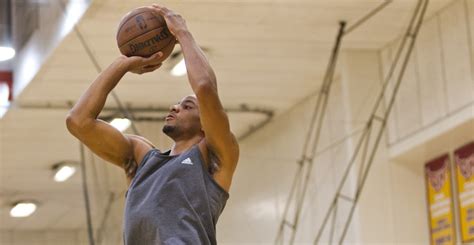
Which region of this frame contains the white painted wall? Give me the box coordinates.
[341,50,429,244]
[217,62,362,243]
[339,0,474,243]
[384,0,474,148]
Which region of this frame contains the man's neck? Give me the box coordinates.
[169,135,203,156]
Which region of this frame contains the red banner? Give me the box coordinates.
[0,71,13,101]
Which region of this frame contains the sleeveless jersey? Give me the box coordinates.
[123,145,229,244]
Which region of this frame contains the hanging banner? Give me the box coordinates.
[454,141,474,243]
[425,154,455,245]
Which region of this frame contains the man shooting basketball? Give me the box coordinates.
[66,4,239,244]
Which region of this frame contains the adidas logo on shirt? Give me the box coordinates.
[181,157,193,165]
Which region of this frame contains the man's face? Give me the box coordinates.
[162,95,202,140]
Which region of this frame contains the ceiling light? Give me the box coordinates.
[0,47,15,62]
[110,118,131,132]
[53,164,77,182]
[10,202,37,218]
[170,58,187,77]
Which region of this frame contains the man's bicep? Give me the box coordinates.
[72,119,133,168]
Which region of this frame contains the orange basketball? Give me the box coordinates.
[116,7,176,63]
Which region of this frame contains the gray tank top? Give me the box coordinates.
[123,145,229,245]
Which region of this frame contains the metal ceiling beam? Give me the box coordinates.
[13,102,274,142]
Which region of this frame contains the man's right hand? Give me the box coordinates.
[122,51,164,75]
[67,52,162,183]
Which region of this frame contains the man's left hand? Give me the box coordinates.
[150,4,188,38]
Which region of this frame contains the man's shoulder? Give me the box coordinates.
[126,134,157,149]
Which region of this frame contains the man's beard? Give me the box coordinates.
[162,124,180,138]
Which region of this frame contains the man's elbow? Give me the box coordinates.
[194,78,217,96]
[65,113,79,136]
[65,112,91,136]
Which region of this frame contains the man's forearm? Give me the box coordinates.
[176,30,217,93]
[68,58,129,123]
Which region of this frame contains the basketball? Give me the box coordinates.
[116,7,176,63]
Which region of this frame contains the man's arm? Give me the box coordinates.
[66,53,163,178]
[153,5,239,190]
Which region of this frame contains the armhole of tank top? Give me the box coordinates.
[125,149,157,198]
[135,148,157,174]
[195,146,230,199]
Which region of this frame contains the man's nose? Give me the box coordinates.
[170,104,180,113]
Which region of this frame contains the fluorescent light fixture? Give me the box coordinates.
[10,202,37,218]
[170,58,187,77]
[110,118,131,132]
[54,164,76,182]
[0,47,15,62]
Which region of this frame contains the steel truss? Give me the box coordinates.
[274,20,346,245]
[275,0,430,244]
